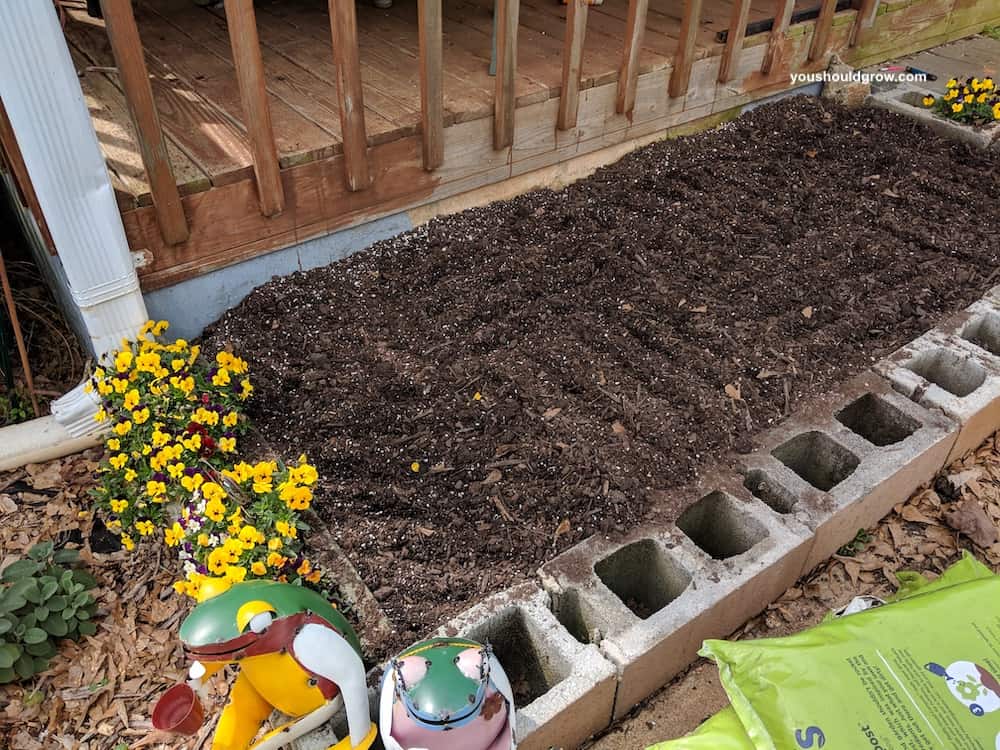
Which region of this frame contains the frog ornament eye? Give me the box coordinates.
[236,600,277,635]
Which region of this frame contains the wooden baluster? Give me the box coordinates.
[99,0,188,245]
[718,0,752,83]
[808,0,838,62]
[669,0,704,97]
[558,0,588,130]
[761,0,795,75]
[849,0,879,47]
[494,0,519,149]
[418,0,444,169]
[224,0,284,216]
[329,0,372,190]
[616,0,648,114]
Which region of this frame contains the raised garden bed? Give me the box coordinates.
[203,96,1000,661]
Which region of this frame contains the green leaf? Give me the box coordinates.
[14,652,34,679]
[75,608,91,621]
[63,607,76,621]
[64,616,78,634]
[60,570,73,589]
[0,667,15,683]
[25,640,55,657]
[27,542,53,561]
[47,595,67,612]
[72,592,91,609]
[32,656,49,675]
[0,643,19,669]
[22,628,47,645]
[20,613,36,631]
[21,580,41,605]
[71,570,98,590]
[42,615,68,638]
[52,548,80,565]
[1,560,40,583]
[34,606,49,622]
[0,590,26,613]
[77,621,96,637]
[0,618,10,636]
[40,581,58,601]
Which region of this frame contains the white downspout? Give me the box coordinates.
[0,0,148,468]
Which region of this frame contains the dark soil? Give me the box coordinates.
[204,96,1000,659]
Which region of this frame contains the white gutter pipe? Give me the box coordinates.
[0,0,148,469]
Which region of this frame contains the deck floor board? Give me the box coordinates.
[60,0,840,201]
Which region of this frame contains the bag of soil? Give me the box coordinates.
[649,553,996,750]
[700,553,1000,750]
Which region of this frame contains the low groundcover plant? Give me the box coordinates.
[922,76,1000,125]
[87,321,323,598]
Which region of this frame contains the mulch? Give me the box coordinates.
[203,96,1000,656]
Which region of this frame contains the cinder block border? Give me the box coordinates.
[438,582,618,750]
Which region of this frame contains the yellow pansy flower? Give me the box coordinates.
[224,565,247,583]
[223,412,239,428]
[124,468,137,483]
[114,350,133,373]
[197,533,211,547]
[251,561,267,576]
[94,408,108,423]
[205,499,226,522]
[121,534,135,551]
[164,522,184,547]
[113,420,132,436]
[109,453,128,470]
[953,103,964,113]
[110,499,128,513]
[132,407,151,425]
[212,368,231,387]
[267,552,287,568]
[123,389,140,410]
[220,437,237,453]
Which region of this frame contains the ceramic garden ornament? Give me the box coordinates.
[378,637,516,750]
[158,578,377,750]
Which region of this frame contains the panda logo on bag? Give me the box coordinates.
[925,661,1000,717]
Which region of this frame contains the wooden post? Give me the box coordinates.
[558,0,588,130]
[616,0,648,114]
[418,0,444,169]
[808,0,838,61]
[329,0,371,190]
[0,99,55,253]
[0,251,39,418]
[849,0,879,47]
[223,0,284,216]
[761,0,795,75]
[99,0,188,245]
[494,0,519,149]
[669,0,703,98]
[718,0,751,83]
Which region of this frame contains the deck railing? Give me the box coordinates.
[92,0,854,247]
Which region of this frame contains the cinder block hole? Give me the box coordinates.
[772,431,860,492]
[961,313,1000,357]
[594,539,691,619]
[676,492,770,560]
[905,348,986,398]
[743,469,799,514]
[835,393,919,447]
[550,588,598,644]
[463,606,570,707]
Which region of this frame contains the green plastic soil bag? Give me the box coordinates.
[646,706,749,750]
[649,553,995,750]
[701,553,1000,750]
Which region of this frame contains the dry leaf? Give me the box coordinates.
[801,306,814,319]
[416,526,436,538]
[0,494,16,514]
[542,407,562,421]
[483,469,503,485]
[724,383,742,401]
[553,519,571,542]
[943,500,999,548]
[900,506,938,525]
[805,149,817,158]
[621,303,634,312]
[691,305,708,314]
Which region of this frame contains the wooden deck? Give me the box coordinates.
[64,0,817,205]
[47,0,1000,289]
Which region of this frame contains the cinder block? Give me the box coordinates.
[874,319,1000,464]
[437,582,617,750]
[539,473,814,720]
[740,372,957,573]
